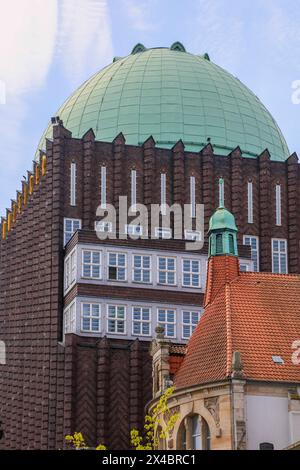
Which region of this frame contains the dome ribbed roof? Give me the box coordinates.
[37,45,289,161]
[209,207,238,232]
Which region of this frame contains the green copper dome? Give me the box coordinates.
[209,207,238,232]
[37,44,289,161]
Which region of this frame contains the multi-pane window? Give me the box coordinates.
[243,235,259,272]
[107,305,126,334]
[108,252,127,281]
[158,257,176,285]
[81,303,101,332]
[247,181,253,224]
[182,311,200,339]
[182,259,201,288]
[185,230,201,242]
[190,176,196,218]
[70,162,76,206]
[161,173,167,215]
[131,169,137,212]
[125,224,143,236]
[155,227,172,239]
[275,184,282,226]
[65,250,77,291]
[64,302,76,334]
[132,307,151,336]
[82,250,101,279]
[133,255,151,283]
[272,239,287,274]
[101,166,107,209]
[157,309,176,338]
[95,220,112,233]
[64,218,81,246]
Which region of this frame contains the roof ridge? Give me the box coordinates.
[239,271,300,279]
[225,283,233,377]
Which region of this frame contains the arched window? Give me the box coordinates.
[229,233,234,254]
[177,414,211,450]
[216,234,223,254]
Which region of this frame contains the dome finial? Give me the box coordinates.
[170,42,186,52]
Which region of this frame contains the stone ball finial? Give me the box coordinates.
[155,325,165,339]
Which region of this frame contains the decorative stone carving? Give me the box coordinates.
[204,396,220,427]
[236,420,247,450]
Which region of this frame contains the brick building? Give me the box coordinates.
[0,43,299,449]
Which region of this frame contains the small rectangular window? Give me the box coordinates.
[64,302,76,334]
[107,305,126,334]
[133,255,151,283]
[184,230,201,242]
[81,303,101,332]
[64,249,77,291]
[101,166,107,209]
[64,218,81,246]
[132,307,151,336]
[82,250,101,279]
[157,308,176,338]
[247,181,253,224]
[155,227,172,239]
[158,256,176,285]
[125,224,143,236]
[243,235,259,272]
[190,176,196,219]
[108,252,127,281]
[95,220,112,233]
[272,238,287,273]
[70,162,76,207]
[239,263,249,272]
[182,311,200,339]
[182,259,201,288]
[161,173,166,215]
[131,169,137,212]
[276,184,282,226]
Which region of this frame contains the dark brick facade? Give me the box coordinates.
[0,123,299,449]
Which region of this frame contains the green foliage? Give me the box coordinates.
[65,432,107,450]
[130,386,179,450]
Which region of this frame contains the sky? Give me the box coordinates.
[0,0,299,216]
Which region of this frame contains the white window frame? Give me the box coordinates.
[70,162,76,207]
[101,166,107,209]
[276,184,282,226]
[157,256,177,286]
[239,263,250,272]
[243,235,259,272]
[131,169,137,212]
[81,249,102,280]
[107,252,127,281]
[81,302,101,333]
[64,218,82,246]
[247,181,253,224]
[190,176,196,219]
[125,224,143,236]
[106,304,126,334]
[182,310,200,340]
[184,230,201,242]
[64,248,77,292]
[155,227,172,239]
[95,220,112,233]
[161,173,167,215]
[132,254,152,284]
[157,308,176,339]
[182,259,201,288]
[272,238,288,274]
[132,306,151,337]
[64,301,76,334]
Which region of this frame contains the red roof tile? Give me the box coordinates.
[175,268,300,389]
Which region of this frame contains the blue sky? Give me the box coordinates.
[0,0,299,215]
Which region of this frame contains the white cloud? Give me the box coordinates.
[191,0,245,71]
[122,0,157,32]
[0,0,58,95]
[57,0,113,85]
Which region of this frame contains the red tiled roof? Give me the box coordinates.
[175,270,300,389]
